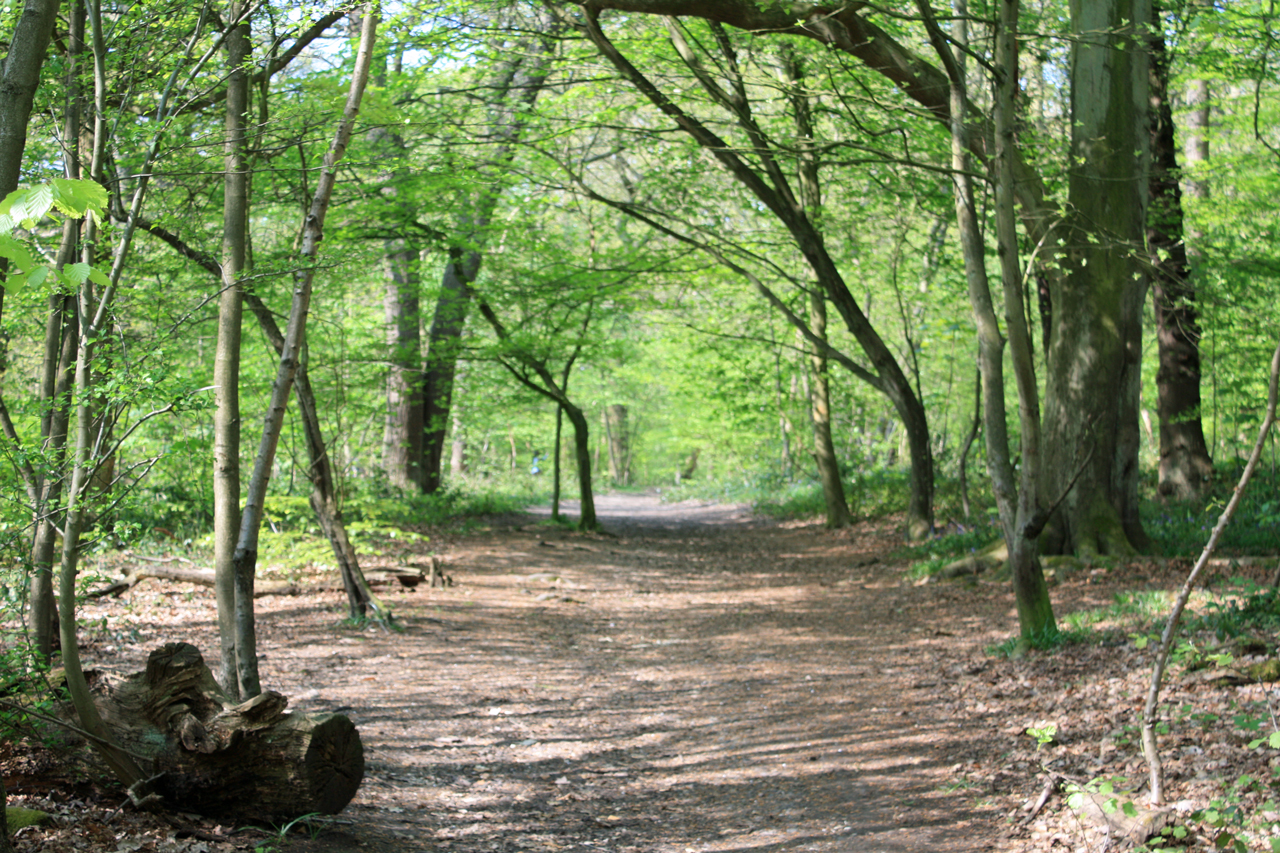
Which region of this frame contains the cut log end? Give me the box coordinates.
[305,714,365,814]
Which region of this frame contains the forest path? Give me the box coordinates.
[68,496,1031,852]
[271,494,1012,853]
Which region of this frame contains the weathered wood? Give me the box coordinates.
[89,563,299,598]
[85,643,362,821]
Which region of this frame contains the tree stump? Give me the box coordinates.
[85,643,363,822]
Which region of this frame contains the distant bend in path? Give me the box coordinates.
[526,491,761,532]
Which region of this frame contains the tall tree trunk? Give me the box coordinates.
[783,48,852,527]
[422,252,476,492]
[808,293,851,528]
[562,403,599,530]
[29,1,87,661]
[605,404,629,485]
[1040,0,1153,558]
[382,242,424,489]
[419,19,557,493]
[918,0,1055,641]
[230,6,378,697]
[214,0,250,699]
[551,404,564,520]
[0,0,63,671]
[1148,8,1213,499]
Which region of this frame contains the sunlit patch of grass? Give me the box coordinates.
[1060,589,1173,633]
[896,524,1000,581]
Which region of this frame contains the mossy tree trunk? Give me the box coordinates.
[1040,0,1153,559]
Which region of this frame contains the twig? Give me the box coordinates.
[1142,334,1280,805]
[1020,773,1057,825]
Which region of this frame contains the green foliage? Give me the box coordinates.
[897,520,1001,580]
[1186,581,1280,641]
[1144,468,1280,556]
[1061,590,1173,635]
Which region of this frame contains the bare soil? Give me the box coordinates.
[6,494,1276,852]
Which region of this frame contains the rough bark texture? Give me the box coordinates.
[1148,9,1212,500]
[1041,0,1152,558]
[84,643,363,821]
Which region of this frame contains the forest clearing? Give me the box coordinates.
[5,493,1280,852]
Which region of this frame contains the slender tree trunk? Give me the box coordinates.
[1040,0,1152,558]
[214,0,250,699]
[563,403,598,530]
[552,404,563,520]
[1148,9,1212,499]
[422,252,476,492]
[230,7,378,696]
[605,404,629,485]
[918,0,1055,641]
[382,242,424,489]
[808,293,851,528]
[957,364,981,522]
[0,0,63,673]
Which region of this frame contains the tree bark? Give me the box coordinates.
[214,0,250,700]
[917,0,1055,641]
[422,252,476,492]
[85,643,363,821]
[419,18,557,493]
[382,242,424,490]
[808,293,851,528]
[230,6,379,696]
[0,0,63,669]
[562,403,599,530]
[0,0,61,197]
[605,404,629,485]
[1149,7,1212,500]
[1040,0,1152,558]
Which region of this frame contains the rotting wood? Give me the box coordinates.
[82,642,362,821]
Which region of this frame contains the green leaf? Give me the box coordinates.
[0,233,36,272]
[63,262,92,285]
[16,184,54,224]
[88,267,111,288]
[51,178,108,217]
[1269,731,1280,749]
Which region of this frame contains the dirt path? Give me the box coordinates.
[276,494,1008,852]
[53,496,1031,852]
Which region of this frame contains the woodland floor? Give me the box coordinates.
[6,493,1280,852]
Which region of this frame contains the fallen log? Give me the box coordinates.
[89,559,299,598]
[91,557,436,598]
[85,643,363,822]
